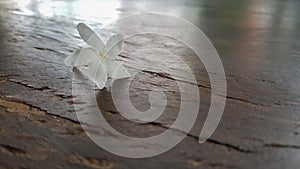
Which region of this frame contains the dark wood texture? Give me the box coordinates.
[0,0,299,168]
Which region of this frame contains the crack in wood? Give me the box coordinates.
[0,97,80,124]
[264,143,300,150]
[138,120,254,153]
[1,96,254,154]
[225,95,300,107]
[7,79,51,91]
[33,46,64,55]
[205,139,254,153]
[141,70,176,80]
[0,144,26,155]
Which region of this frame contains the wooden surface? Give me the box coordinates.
[0,0,300,168]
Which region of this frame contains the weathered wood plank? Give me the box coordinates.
[0,0,300,168]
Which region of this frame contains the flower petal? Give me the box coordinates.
[104,34,124,59]
[64,48,98,67]
[104,59,130,79]
[77,23,105,53]
[88,60,107,89]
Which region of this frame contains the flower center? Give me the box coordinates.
[98,53,104,58]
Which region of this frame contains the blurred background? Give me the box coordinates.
[0,0,300,169]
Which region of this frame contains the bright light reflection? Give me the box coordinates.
[17,0,31,6]
[38,1,68,17]
[72,0,120,24]
[15,0,121,25]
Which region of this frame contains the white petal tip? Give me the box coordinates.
[77,22,86,30]
[95,83,106,89]
[98,86,105,90]
[198,137,207,144]
[64,58,73,67]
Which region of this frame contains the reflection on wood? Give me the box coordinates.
[0,0,300,168]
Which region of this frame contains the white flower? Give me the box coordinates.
[64,23,130,89]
